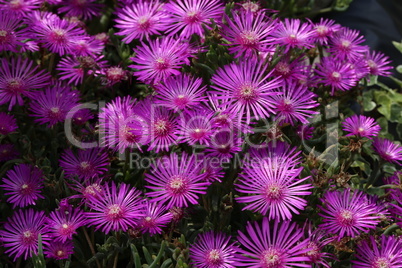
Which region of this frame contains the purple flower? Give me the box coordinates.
[155,74,207,111]
[0,57,51,110]
[189,231,240,268]
[270,18,314,53]
[70,36,105,56]
[211,60,281,124]
[318,188,382,239]
[311,18,341,45]
[221,10,276,58]
[33,15,86,55]
[352,235,402,268]
[59,148,109,181]
[57,55,108,85]
[235,157,312,220]
[205,130,242,159]
[249,141,302,169]
[58,0,103,20]
[129,37,191,84]
[163,0,224,38]
[272,57,308,84]
[115,0,167,43]
[373,138,402,165]
[328,28,368,61]
[135,97,179,152]
[342,115,380,139]
[0,11,32,52]
[72,108,94,125]
[0,209,49,261]
[365,50,393,77]
[0,112,18,135]
[0,0,41,16]
[44,240,74,260]
[0,143,19,162]
[29,84,80,127]
[237,217,311,267]
[99,96,149,153]
[1,164,44,208]
[85,182,144,234]
[101,66,128,86]
[297,124,314,140]
[145,152,210,208]
[177,107,215,146]
[138,200,173,236]
[271,82,319,125]
[47,207,86,242]
[303,224,335,268]
[315,57,358,95]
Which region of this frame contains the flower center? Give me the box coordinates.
[261,248,282,268]
[84,183,102,197]
[22,230,36,245]
[7,78,24,93]
[305,241,321,263]
[341,40,351,49]
[9,0,23,10]
[206,249,223,265]
[239,31,258,47]
[275,62,291,77]
[0,29,11,44]
[20,183,33,195]
[238,83,257,101]
[138,16,150,30]
[265,183,283,200]
[173,94,190,109]
[372,257,391,268]
[50,29,67,43]
[331,71,341,81]
[154,119,170,137]
[168,176,187,194]
[190,128,207,141]
[316,25,328,36]
[154,57,170,70]
[338,209,355,226]
[107,204,123,220]
[106,67,125,81]
[185,10,201,23]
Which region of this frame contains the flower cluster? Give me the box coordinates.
[0,0,401,266]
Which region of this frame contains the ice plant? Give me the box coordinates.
[85,182,144,234]
[130,37,191,84]
[115,0,167,42]
[0,112,18,135]
[221,10,276,58]
[352,235,402,268]
[311,18,341,45]
[0,11,31,52]
[0,0,42,16]
[44,240,74,260]
[154,74,207,111]
[189,231,240,268]
[58,0,103,20]
[318,188,382,239]
[365,50,393,77]
[372,138,402,165]
[59,148,109,181]
[47,207,86,242]
[271,82,319,125]
[29,84,80,127]
[0,209,49,261]
[0,57,51,110]
[99,96,149,153]
[211,60,281,124]
[33,15,86,56]
[315,56,358,95]
[135,98,179,152]
[342,115,380,139]
[177,107,215,146]
[163,0,224,38]
[237,217,311,267]
[235,157,312,220]
[328,28,368,61]
[1,164,44,208]
[204,130,242,158]
[0,143,19,162]
[145,152,211,208]
[270,18,314,53]
[138,200,173,236]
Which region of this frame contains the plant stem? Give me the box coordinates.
[82,227,101,268]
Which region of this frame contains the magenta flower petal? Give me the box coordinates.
[342,115,380,139]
